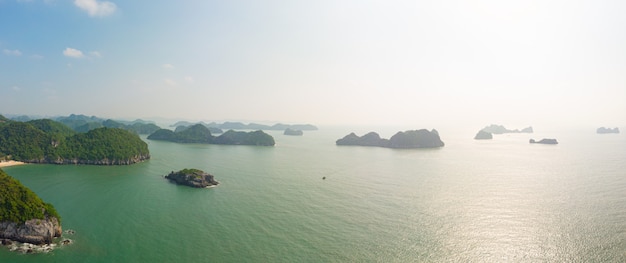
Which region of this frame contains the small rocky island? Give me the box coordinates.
[165,169,219,188]
[336,129,444,148]
[0,169,62,250]
[474,130,493,140]
[529,138,558,144]
[597,127,620,134]
[284,128,303,136]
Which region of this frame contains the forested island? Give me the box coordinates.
[0,169,62,245]
[148,124,275,146]
[336,129,445,148]
[0,117,150,165]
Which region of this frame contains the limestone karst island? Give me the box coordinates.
[336,129,445,148]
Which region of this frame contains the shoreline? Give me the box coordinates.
[0,161,26,168]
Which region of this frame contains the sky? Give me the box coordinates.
[1,0,625,127]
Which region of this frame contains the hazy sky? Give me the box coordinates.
[1,0,625,126]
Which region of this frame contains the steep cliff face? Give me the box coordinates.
[0,217,61,245]
[26,154,150,165]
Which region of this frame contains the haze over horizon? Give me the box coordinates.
[1,0,625,127]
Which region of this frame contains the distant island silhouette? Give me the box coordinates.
[481,124,533,134]
[148,124,275,146]
[529,138,558,144]
[170,121,317,131]
[284,128,303,136]
[336,129,444,148]
[474,130,493,140]
[597,127,620,134]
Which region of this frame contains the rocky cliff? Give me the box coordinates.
[0,217,61,245]
[25,154,150,165]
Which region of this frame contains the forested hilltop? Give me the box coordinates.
[0,169,61,224]
[148,124,275,146]
[0,117,149,165]
[5,114,161,135]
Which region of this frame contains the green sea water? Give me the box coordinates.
[1,126,625,262]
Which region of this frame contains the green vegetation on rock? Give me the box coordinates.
[0,119,150,165]
[0,169,60,224]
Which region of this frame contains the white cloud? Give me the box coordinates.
[162,64,174,69]
[184,76,194,84]
[74,0,117,17]
[89,51,102,58]
[11,86,21,92]
[164,78,178,87]
[3,49,22,56]
[63,47,84,58]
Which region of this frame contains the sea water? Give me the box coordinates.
[1,126,625,262]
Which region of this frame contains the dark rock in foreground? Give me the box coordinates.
[597,127,620,134]
[336,129,444,148]
[284,128,303,136]
[530,138,558,144]
[165,169,219,188]
[474,130,493,140]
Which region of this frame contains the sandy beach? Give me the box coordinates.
[0,160,26,168]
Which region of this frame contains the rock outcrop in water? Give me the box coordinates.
[336,129,444,148]
[529,138,558,144]
[597,127,620,134]
[0,169,62,245]
[0,218,62,245]
[165,169,219,188]
[474,130,493,140]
